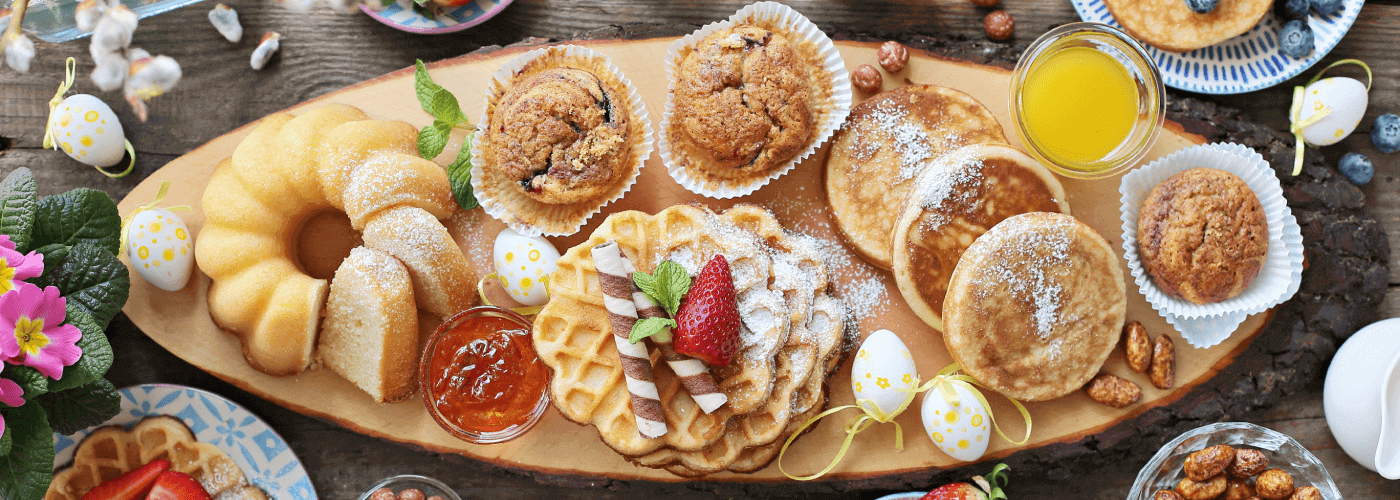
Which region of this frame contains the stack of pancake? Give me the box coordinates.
[533,204,847,476]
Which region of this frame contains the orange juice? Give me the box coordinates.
[1020,46,1139,165]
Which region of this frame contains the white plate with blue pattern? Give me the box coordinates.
[1072,0,1363,94]
[52,384,316,500]
[360,0,513,35]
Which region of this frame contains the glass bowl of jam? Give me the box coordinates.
[1009,22,1164,180]
[419,306,550,444]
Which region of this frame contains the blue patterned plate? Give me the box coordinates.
[52,384,316,500]
[360,0,513,35]
[1072,0,1363,94]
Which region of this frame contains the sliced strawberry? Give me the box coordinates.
[918,482,988,500]
[144,471,212,500]
[673,255,741,366]
[81,459,170,500]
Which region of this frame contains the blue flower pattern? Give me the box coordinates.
[52,385,315,500]
[376,0,502,30]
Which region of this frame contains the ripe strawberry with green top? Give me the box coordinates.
[919,464,1010,500]
[673,255,741,366]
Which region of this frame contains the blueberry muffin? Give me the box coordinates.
[1137,168,1269,304]
[490,67,631,205]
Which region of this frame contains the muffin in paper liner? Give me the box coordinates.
[1119,142,1304,348]
[658,1,852,199]
[470,45,654,237]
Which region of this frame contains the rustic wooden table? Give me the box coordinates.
[3,0,1400,498]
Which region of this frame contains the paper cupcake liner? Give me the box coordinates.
[1119,143,1304,348]
[470,45,654,237]
[657,1,852,199]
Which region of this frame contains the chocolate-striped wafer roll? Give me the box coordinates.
[620,258,728,414]
[591,241,668,439]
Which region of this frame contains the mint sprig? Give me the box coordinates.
[413,60,479,211]
[628,261,691,344]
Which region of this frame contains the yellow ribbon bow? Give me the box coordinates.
[1289,59,1372,176]
[119,181,191,252]
[43,57,137,178]
[776,363,1033,481]
[476,273,549,316]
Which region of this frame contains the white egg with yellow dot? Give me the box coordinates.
[47,94,126,168]
[126,208,194,291]
[1299,77,1368,147]
[850,329,919,416]
[920,381,991,462]
[492,227,559,307]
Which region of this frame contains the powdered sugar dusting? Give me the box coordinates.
[967,214,1076,341]
[848,99,966,182]
[914,146,985,231]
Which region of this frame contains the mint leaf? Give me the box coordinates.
[45,306,112,393]
[414,60,443,115]
[3,366,47,400]
[654,261,691,315]
[628,317,675,344]
[30,188,121,256]
[0,403,55,500]
[31,243,69,264]
[30,244,130,329]
[36,378,120,435]
[632,269,661,302]
[446,138,478,210]
[0,168,37,253]
[431,89,467,127]
[0,423,10,458]
[417,121,452,160]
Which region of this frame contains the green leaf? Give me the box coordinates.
[44,306,112,393]
[30,189,121,256]
[431,90,467,127]
[30,243,130,329]
[36,378,120,435]
[0,423,11,458]
[628,317,675,344]
[0,168,38,252]
[446,136,478,210]
[3,367,47,400]
[656,261,691,315]
[0,403,55,500]
[31,243,69,265]
[417,121,452,160]
[414,60,443,115]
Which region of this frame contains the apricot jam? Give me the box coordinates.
[420,307,549,444]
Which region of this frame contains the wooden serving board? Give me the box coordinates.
[118,38,1268,482]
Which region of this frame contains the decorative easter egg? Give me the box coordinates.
[850,329,920,416]
[921,381,991,462]
[1299,77,1368,147]
[48,94,126,168]
[492,228,559,306]
[126,208,194,291]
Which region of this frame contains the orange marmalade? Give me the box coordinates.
[421,308,549,443]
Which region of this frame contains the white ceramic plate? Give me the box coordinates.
[1072,0,1364,94]
[52,384,316,500]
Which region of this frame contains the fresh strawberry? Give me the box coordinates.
[673,255,741,366]
[144,471,212,500]
[919,483,989,500]
[81,459,170,500]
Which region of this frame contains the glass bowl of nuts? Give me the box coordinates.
[357,475,462,500]
[1129,422,1340,500]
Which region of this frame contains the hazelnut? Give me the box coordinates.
[1085,373,1142,408]
[972,0,1000,7]
[1229,449,1270,478]
[877,41,909,72]
[1289,486,1321,500]
[984,11,1014,41]
[1255,469,1295,500]
[851,64,882,93]
[1124,320,1152,372]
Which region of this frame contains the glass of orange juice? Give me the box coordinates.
[1010,22,1164,180]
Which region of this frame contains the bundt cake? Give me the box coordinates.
[318,246,418,403]
[196,103,477,377]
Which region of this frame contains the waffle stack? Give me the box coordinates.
[47,416,267,500]
[533,204,847,476]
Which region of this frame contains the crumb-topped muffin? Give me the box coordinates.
[1137,168,1269,304]
[490,67,631,205]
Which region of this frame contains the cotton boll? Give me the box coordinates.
[4,34,34,73]
[75,0,106,33]
[125,54,181,122]
[92,4,138,52]
[250,32,281,70]
[208,4,242,43]
[90,51,128,92]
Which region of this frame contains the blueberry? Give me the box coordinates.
[1278,20,1314,59]
[1374,114,1400,154]
[1338,153,1374,185]
[1184,0,1219,14]
[1277,0,1310,20]
[1311,0,1344,16]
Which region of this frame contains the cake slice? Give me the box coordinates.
[318,246,419,403]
